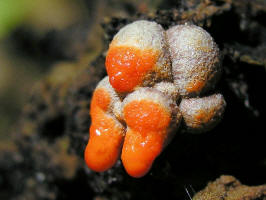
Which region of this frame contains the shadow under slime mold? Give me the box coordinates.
[3,0,265,200]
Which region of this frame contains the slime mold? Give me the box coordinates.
[84,20,226,178]
[167,24,221,97]
[105,20,171,93]
[84,77,125,172]
[121,88,181,177]
[180,94,226,133]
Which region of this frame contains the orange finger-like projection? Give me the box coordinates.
[84,77,125,172]
[121,88,179,178]
[106,20,171,93]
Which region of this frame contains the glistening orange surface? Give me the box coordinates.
[106,46,158,93]
[122,100,171,177]
[84,88,125,172]
[90,88,110,112]
[186,79,205,93]
[124,100,171,132]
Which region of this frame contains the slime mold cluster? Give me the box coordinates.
[84,20,226,178]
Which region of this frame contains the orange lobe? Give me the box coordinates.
[90,88,110,112]
[122,100,171,177]
[84,88,125,172]
[106,46,158,92]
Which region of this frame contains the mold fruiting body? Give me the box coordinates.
[84,20,226,178]
[105,20,171,93]
[167,24,221,97]
[121,88,180,177]
[84,77,125,172]
[180,94,226,133]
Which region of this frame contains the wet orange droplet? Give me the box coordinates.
[122,100,171,177]
[84,88,125,172]
[106,46,158,92]
[121,129,164,178]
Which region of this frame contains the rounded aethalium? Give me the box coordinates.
[84,77,125,172]
[180,94,226,133]
[106,20,171,93]
[121,88,181,177]
[166,24,221,96]
[85,20,226,178]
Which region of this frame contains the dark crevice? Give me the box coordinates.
[254,10,266,28]
[212,0,226,7]
[39,114,66,140]
[55,169,95,200]
[207,8,261,48]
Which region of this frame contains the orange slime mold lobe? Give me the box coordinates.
[122,100,171,177]
[85,88,125,172]
[106,46,158,93]
[90,88,110,112]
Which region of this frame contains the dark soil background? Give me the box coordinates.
[0,0,266,199]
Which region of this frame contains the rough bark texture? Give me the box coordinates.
[1,0,266,199]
